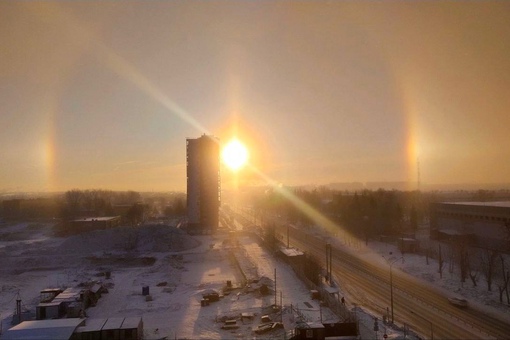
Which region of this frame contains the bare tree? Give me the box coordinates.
[480,248,498,292]
[438,244,445,279]
[467,255,478,287]
[447,244,455,274]
[505,221,510,253]
[506,271,510,305]
[65,189,83,218]
[458,241,469,284]
[497,255,510,304]
[66,189,83,205]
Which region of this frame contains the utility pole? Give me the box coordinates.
[280,291,283,322]
[274,268,277,308]
[390,266,394,324]
[410,310,433,340]
[325,243,332,284]
[325,243,329,282]
[329,244,332,284]
[16,292,21,325]
[287,225,289,248]
[417,157,421,191]
[388,256,404,324]
[326,243,332,283]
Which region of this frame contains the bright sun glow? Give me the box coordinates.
[222,139,249,171]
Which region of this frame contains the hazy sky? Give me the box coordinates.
[1,1,509,192]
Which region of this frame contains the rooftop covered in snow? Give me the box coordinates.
[442,201,510,208]
[1,318,85,340]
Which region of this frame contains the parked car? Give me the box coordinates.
[221,319,239,330]
[254,322,283,334]
[261,315,271,323]
[202,289,220,302]
[448,297,468,308]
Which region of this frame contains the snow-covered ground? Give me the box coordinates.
[3,220,506,339]
[0,222,348,339]
[316,226,510,317]
[307,223,510,340]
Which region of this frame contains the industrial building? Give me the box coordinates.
[1,318,86,340]
[36,284,107,321]
[186,135,221,233]
[430,201,510,251]
[73,317,143,340]
[70,216,121,232]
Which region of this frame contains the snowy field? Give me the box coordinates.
[0,222,342,339]
[2,221,508,339]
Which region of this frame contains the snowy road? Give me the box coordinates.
[284,225,510,339]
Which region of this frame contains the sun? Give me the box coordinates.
[222,139,249,171]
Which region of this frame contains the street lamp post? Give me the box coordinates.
[409,310,434,340]
[387,256,404,324]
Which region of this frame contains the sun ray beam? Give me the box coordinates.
[247,164,355,240]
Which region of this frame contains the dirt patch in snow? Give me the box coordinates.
[87,256,157,267]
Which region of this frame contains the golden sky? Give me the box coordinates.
[1,1,509,192]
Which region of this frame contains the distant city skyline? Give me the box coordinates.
[1,1,509,192]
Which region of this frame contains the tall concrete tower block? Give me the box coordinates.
[186,134,220,233]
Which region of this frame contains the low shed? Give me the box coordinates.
[71,318,107,340]
[120,317,143,340]
[101,317,125,340]
[72,317,142,340]
[2,318,85,340]
[36,301,62,320]
[70,216,121,232]
[279,247,305,267]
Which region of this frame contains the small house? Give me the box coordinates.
[40,288,63,303]
[36,301,62,320]
[37,287,82,320]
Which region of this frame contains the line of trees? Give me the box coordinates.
[251,187,435,240]
[60,189,187,218]
[1,190,187,223]
[60,189,144,219]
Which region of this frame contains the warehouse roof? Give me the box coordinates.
[443,201,510,208]
[1,318,85,340]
